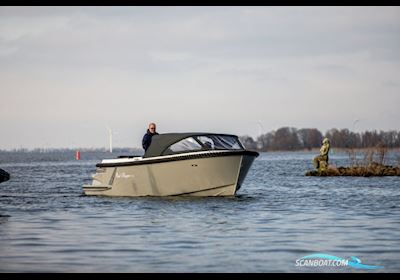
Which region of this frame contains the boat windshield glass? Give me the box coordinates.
[196,135,243,150]
[168,137,202,153]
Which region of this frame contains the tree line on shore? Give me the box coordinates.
[239,127,400,151]
[2,128,400,154]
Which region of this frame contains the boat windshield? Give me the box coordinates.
[196,135,243,150]
[164,135,243,155]
[168,137,203,153]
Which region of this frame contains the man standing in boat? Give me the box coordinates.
[142,122,159,151]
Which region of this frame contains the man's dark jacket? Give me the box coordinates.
[142,129,159,151]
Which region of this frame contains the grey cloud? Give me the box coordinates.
[0,6,399,149]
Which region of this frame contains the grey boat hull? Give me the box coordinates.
[0,168,10,184]
[83,151,257,197]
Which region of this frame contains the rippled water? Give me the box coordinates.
[0,151,399,272]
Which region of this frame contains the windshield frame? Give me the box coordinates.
[161,134,244,156]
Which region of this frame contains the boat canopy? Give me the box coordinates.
[144,133,244,158]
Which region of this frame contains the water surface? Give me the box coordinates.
[0,151,399,272]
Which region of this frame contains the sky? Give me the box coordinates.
[0,6,399,150]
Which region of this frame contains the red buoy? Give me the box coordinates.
[75,150,81,160]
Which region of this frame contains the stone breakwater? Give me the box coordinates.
[306,162,400,177]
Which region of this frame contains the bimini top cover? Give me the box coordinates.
[143,133,245,158]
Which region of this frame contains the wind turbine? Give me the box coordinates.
[257,121,264,138]
[353,119,360,132]
[256,121,264,150]
[106,126,113,153]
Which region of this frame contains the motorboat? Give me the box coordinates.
[0,168,10,183]
[83,133,259,197]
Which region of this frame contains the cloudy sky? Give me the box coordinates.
[1,6,399,150]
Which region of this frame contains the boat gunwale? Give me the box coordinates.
[96,150,259,168]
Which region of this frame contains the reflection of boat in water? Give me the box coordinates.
[0,168,10,183]
[83,133,259,197]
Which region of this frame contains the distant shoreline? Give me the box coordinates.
[258,147,400,153]
[1,147,399,153]
[0,147,143,153]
